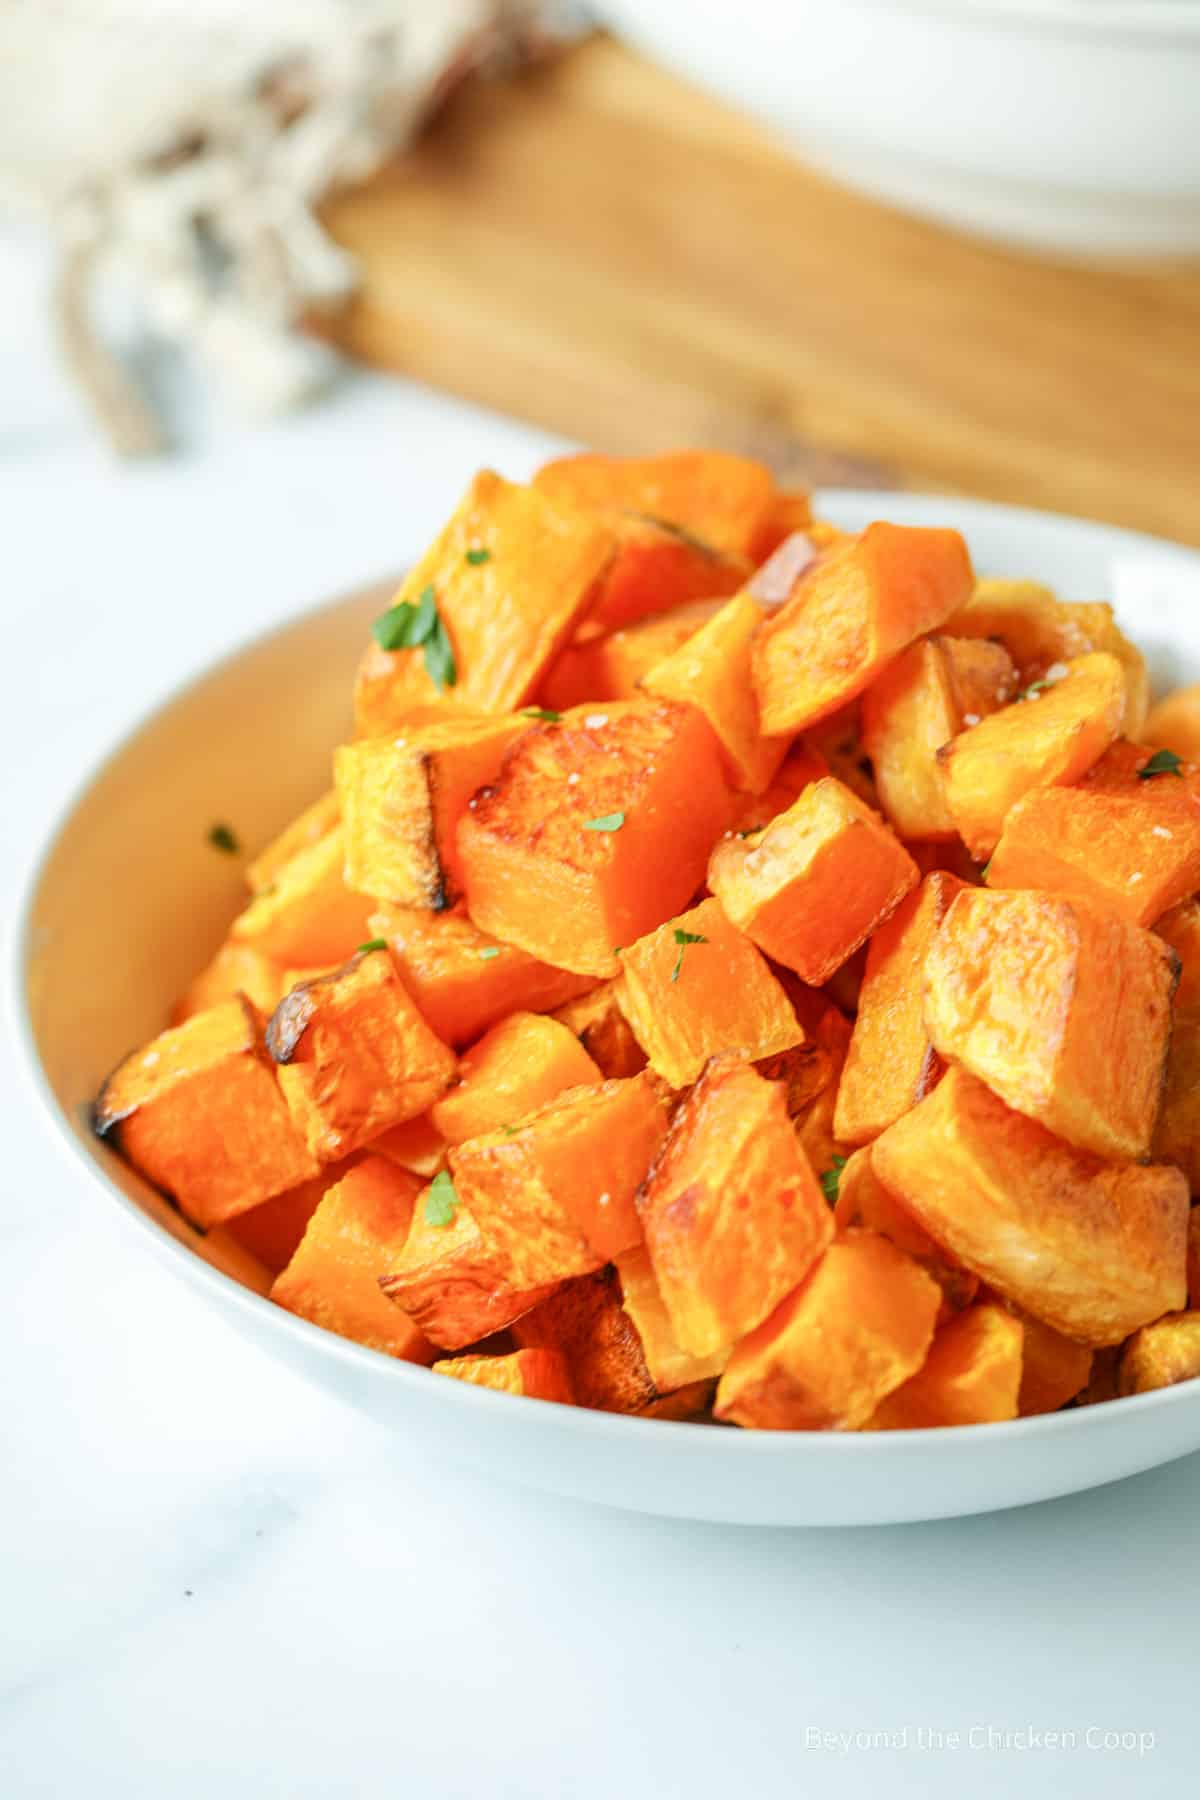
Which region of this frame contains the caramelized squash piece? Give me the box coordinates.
[368,902,593,1047]
[714,1229,941,1430]
[614,1246,727,1393]
[987,741,1200,927]
[540,598,725,712]
[552,981,647,1078]
[227,1165,350,1275]
[861,635,1017,840]
[641,591,790,793]
[271,1156,435,1362]
[458,699,729,977]
[335,714,523,908]
[835,872,965,1146]
[727,742,829,837]
[708,776,918,985]
[1144,682,1200,761]
[1154,1013,1200,1193]
[246,790,340,893]
[430,1011,602,1145]
[379,1202,563,1350]
[1016,1310,1094,1416]
[925,888,1176,1160]
[513,1267,675,1412]
[433,1348,575,1403]
[1119,1312,1200,1396]
[790,1004,854,1181]
[533,448,778,560]
[834,1148,979,1316]
[585,512,748,633]
[171,938,283,1025]
[449,1072,671,1289]
[231,827,374,967]
[752,522,973,733]
[872,1067,1188,1345]
[638,1053,834,1358]
[354,471,614,731]
[267,949,456,1161]
[1190,1209,1200,1308]
[749,490,814,564]
[938,652,1126,860]
[867,1303,1023,1429]
[614,898,802,1089]
[370,1111,447,1178]
[94,997,318,1227]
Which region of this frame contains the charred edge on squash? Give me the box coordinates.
[624,511,721,560]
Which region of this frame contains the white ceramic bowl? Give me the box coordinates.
[16,494,1200,1527]
[599,0,1200,258]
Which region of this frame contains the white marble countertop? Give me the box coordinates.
[3,238,1198,1799]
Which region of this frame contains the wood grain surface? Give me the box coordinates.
[320,35,1200,546]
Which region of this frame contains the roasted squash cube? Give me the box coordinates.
[714,1229,941,1431]
[94,997,318,1228]
[790,1004,854,1181]
[835,872,965,1146]
[1145,682,1200,762]
[752,522,973,733]
[708,776,918,985]
[1154,1013,1200,1192]
[457,698,729,977]
[1118,1313,1200,1396]
[449,1072,671,1289]
[861,635,1017,840]
[370,1111,447,1178]
[834,1147,979,1316]
[379,1201,563,1350]
[266,949,456,1161]
[641,591,790,794]
[354,471,614,731]
[246,790,341,893]
[614,1246,727,1393]
[614,898,801,1088]
[584,512,748,633]
[551,981,647,1078]
[540,597,725,712]
[227,1165,350,1275]
[938,652,1126,860]
[726,742,830,837]
[1016,1309,1093,1416]
[271,1156,435,1362]
[533,448,778,560]
[512,1268,665,1412]
[335,714,523,908]
[924,887,1176,1160]
[638,1053,834,1358]
[1157,899,1200,1012]
[1190,1209,1200,1308]
[171,937,284,1025]
[872,1067,1189,1345]
[433,1348,575,1403]
[430,1011,602,1145]
[749,490,814,564]
[231,827,374,967]
[867,1303,1024,1429]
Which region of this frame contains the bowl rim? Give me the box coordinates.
[12,491,1200,1460]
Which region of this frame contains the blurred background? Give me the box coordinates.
[2,0,1199,541]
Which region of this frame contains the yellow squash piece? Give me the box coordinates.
[1118,1313,1200,1396]
[433,1348,576,1403]
[867,1303,1024,1428]
[430,1011,602,1145]
[231,827,374,967]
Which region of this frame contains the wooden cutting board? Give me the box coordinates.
[320,34,1200,546]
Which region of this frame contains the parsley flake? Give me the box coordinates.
[820,1154,848,1204]
[521,706,562,723]
[1020,677,1051,701]
[979,858,993,882]
[356,938,389,955]
[425,1169,459,1227]
[478,946,502,961]
[371,586,457,692]
[583,812,625,833]
[670,927,708,982]
[464,547,492,566]
[208,823,239,855]
[1139,749,1184,780]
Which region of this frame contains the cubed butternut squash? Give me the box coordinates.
[334,714,524,909]
[433,1348,575,1403]
[270,1156,435,1362]
[924,887,1176,1160]
[614,898,802,1089]
[230,827,374,967]
[551,981,647,1078]
[1157,899,1200,1011]
[370,1111,447,1178]
[1015,1310,1094,1416]
[379,1200,564,1350]
[1118,1313,1200,1396]
[866,1303,1024,1429]
[512,1267,672,1413]
[457,699,729,977]
[714,1229,941,1430]
[790,1004,855,1180]
[708,776,918,985]
[430,1011,602,1145]
[584,512,749,633]
[834,1147,979,1315]
[171,938,284,1025]
[533,448,778,560]
[1154,1013,1200,1192]
[1144,682,1200,761]
[727,742,830,837]
[637,1053,834,1358]
[227,1164,350,1275]
[872,1067,1188,1345]
[540,597,725,712]
[266,948,457,1161]
[748,490,814,564]
[614,1246,727,1393]
[752,522,973,733]
[1190,1209,1200,1307]
[246,790,340,893]
[93,997,318,1227]
[938,652,1126,860]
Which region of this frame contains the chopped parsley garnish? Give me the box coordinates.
[356,938,389,955]
[670,927,708,982]
[371,585,457,692]
[425,1169,459,1227]
[820,1154,848,1204]
[464,547,492,565]
[1020,677,1051,700]
[478,946,502,961]
[208,823,239,854]
[1138,749,1184,780]
[583,812,625,832]
[979,858,993,882]
[521,706,562,723]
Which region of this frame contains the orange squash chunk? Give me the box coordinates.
[433,1348,575,1403]
[266,949,456,1161]
[1119,1312,1200,1396]
[835,872,965,1146]
[614,898,802,1088]
[231,827,374,967]
[368,902,593,1047]
[867,1303,1024,1429]
[1016,1310,1093,1416]
[227,1165,350,1275]
[641,591,790,794]
[430,1011,602,1145]
[512,1268,681,1413]
[551,982,647,1078]
[334,714,523,909]
[1157,899,1200,1009]
[638,1053,834,1358]
[1155,1013,1200,1192]
[727,742,830,837]
[708,776,918,985]
[270,1156,435,1362]
[1190,1209,1200,1308]
[833,1147,979,1316]
[986,742,1200,928]
[861,635,1017,840]
[171,937,283,1025]
[449,1072,671,1289]
[789,1004,854,1180]
[1145,682,1200,761]
[370,1111,447,1178]
[752,522,973,733]
[872,1067,1189,1345]
[938,652,1126,860]
[749,490,814,564]
[714,1229,941,1431]
[584,513,749,633]
[924,887,1176,1160]
[94,997,318,1228]
[540,597,726,712]
[246,790,341,893]
[614,1246,727,1393]
[354,471,614,731]
[533,448,778,559]
[379,1201,563,1350]
[457,699,729,978]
